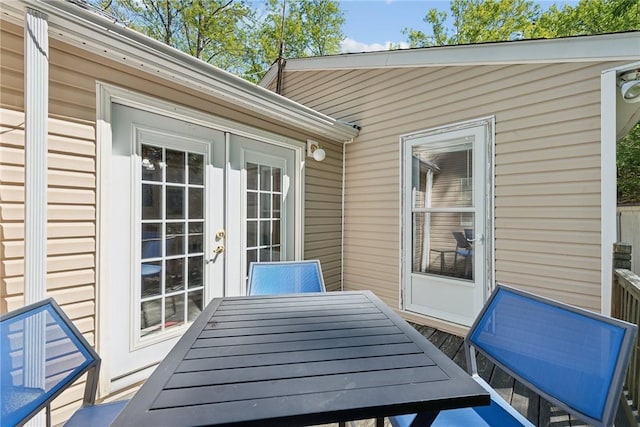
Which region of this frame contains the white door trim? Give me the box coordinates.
[96,82,305,396]
[399,116,495,327]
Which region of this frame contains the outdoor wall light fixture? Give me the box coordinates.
[307,140,326,161]
[619,70,640,103]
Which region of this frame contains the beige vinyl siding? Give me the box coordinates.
[304,139,344,291]
[1,17,344,423]
[1,21,25,315]
[279,60,618,314]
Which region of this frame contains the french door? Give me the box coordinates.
[106,103,299,391]
[402,118,493,327]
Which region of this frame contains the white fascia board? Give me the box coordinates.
[263,32,640,80]
[1,0,358,143]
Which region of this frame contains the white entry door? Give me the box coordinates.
[108,104,225,389]
[402,119,493,327]
[106,103,301,391]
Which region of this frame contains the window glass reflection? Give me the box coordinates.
[139,143,206,339]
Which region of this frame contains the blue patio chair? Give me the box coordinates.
[390,284,637,427]
[247,260,326,295]
[1,298,128,427]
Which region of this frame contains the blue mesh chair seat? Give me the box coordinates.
[247,260,326,295]
[390,284,637,427]
[1,298,128,427]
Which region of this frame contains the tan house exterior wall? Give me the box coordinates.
[0,18,345,423]
[276,60,624,318]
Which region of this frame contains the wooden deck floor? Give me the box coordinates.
[339,323,636,427]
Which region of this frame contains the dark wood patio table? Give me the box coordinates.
[112,290,489,427]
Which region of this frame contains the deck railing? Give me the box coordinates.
[612,268,640,420]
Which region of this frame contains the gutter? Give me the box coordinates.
[0,0,359,143]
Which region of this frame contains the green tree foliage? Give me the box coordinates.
[403,0,639,47]
[94,0,253,73]
[404,0,541,47]
[252,0,344,75]
[618,123,640,204]
[91,0,344,82]
[534,0,640,37]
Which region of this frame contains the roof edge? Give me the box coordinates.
[1,0,359,142]
[259,32,640,88]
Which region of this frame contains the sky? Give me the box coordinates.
[337,0,579,53]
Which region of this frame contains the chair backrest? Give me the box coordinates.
[452,231,471,249]
[247,260,326,295]
[1,298,100,427]
[465,284,637,427]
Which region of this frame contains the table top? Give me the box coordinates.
[113,291,489,427]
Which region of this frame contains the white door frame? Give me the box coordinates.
[400,116,495,327]
[95,83,305,396]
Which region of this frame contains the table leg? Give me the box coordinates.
[410,411,439,426]
[376,417,384,427]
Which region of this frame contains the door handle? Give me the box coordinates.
[468,234,484,244]
[206,244,225,264]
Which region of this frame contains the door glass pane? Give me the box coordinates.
[165,295,184,327]
[412,138,473,209]
[412,212,475,280]
[247,220,258,247]
[166,149,185,183]
[188,256,203,289]
[246,162,282,264]
[188,153,204,185]
[139,143,205,339]
[166,223,185,256]
[260,165,272,191]
[411,137,475,281]
[142,184,162,220]
[247,163,258,190]
[166,187,184,219]
[247,192,257,219]
[141,145,162,182]
[188,222,204,253]
[140,299,162,336]
[187,290,203,322]
[189,188,203,219]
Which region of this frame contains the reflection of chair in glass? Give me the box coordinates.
[247,260,326,295]
[141,236,178,329]
[453,231,473,278]
[1,298,128,427]
[141,237,162,277]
